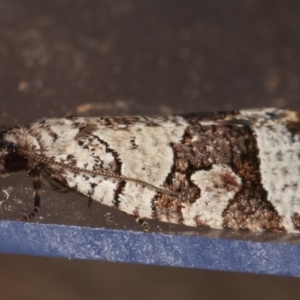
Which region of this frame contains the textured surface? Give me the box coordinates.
[1,220,300,277]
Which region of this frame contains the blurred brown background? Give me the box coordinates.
[0,0,300,299]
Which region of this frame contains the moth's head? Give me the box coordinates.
[0,129,29,176]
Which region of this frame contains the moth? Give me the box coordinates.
[0,108,299,232]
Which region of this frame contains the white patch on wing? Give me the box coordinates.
[241,113,300,232]
[92,179,118,206]
[181,164,242,228]
[118,182,156,218]
[30,119,82,152]
[92,116,188,218]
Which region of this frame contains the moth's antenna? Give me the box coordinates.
[19,149,181,197]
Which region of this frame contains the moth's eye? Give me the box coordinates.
[4,152,28,172]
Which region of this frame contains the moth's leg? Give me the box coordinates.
[135,217,150,232]
[22,168,41,220]
[88,197,92,208]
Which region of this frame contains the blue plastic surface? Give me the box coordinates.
[0,220,299,277]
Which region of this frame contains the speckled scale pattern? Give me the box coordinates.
[1,108,300,232]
